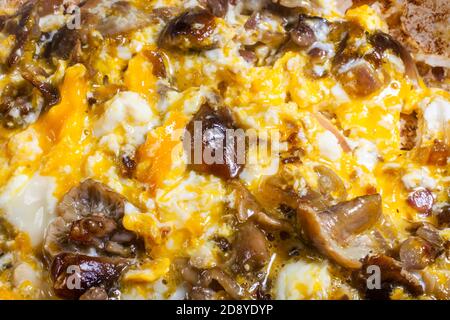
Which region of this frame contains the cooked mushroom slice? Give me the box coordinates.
[0,93,34,129]
[314,165,347,203]
[436,205,450,227]
[158,8,217,51]
[368,31,419,85]
[419,140,450,167]
[56,179,125,222]
[207,0,229,17]
[93,1,155,37]
[399,237,438,270]
[45,26,81,61]
[51,252,128,299]
[360,254,424,296]
[232,222,270,273]
[198,268,244,300]
[400,223,443,270]
[407,188,434,214]
[178,260,244,300]
[44,179,140,259]
[185,103,245,180]
[297,194,383,269]
[335,59,383,97]
[229,180,292,231]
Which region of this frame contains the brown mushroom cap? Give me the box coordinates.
[158,8,218,51]
[297,194,383,269]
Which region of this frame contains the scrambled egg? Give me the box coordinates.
[0,0,448,300]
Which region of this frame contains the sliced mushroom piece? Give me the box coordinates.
[0,94,35,129]
[399,236,438,270]
[158,8,218,51]
[314,165,347,203]
[69,216,118,246]
[56,179,125,222]
[4,2,40,67]
[51,252,128,299]
[45,26,81,60]
[21,66,61,110]
[400,222,443,270]
[232,222,270,273]
[198,268,244,300]
[93,1,155,37]
[185,103,245,180]
[407,188,434,214]
[289,14,328,49]
[229,180,292,231]
[44,179,141,260]
[177,259,244,300]
[207,0,229,17]
[360,254,424,296]
[335,58,383,97]
[297,194,383,269]
[368,31,419,85]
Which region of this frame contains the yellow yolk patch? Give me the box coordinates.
[136,111,188,194]
[124,50,159,109]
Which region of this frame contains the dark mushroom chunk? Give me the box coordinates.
[207,0,229,17]
[368,31,419,85]
[142,49,167,79]
[407,188,434,214]
[158,8,217,51]
[3,2,39,67]
[232,222,270,273]
[399,236,438,270]
[335,59,383,97]
[436,205,450,227]
[51,252,128,299]
[297,194,383,269]
[360,254,424,297]
[93,1,155,37]
[21,66,61,110]
[229,180,292,231]
[44,179,141,259]
[177,259,244,300]
[0,93,34,129]
[400,223,443,270]
[198,268,244,300]
[314,165,347,203]
[423,140,449,166]
[289,15,318,49]
[185,103,245,180]
[45,26,81,61]
[69,216,118,246]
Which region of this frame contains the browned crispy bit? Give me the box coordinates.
[400,112,418,151]
[290,15,316,48]
[158,8,217,51]
[207,0,229,17]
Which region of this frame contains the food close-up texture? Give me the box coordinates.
[0,0,448,300]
